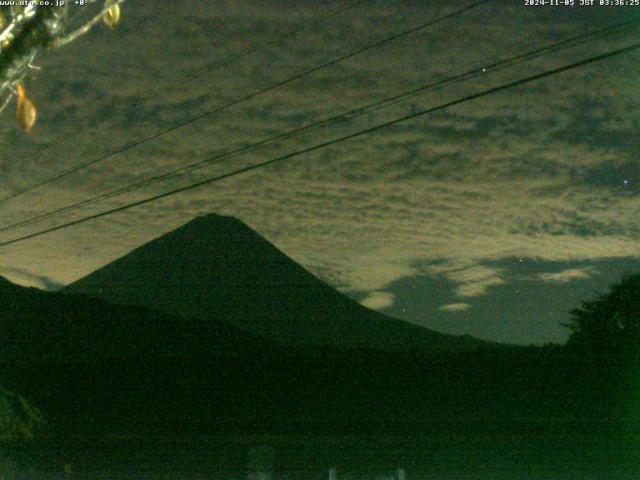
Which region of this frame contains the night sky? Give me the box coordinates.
[1,0,639,345]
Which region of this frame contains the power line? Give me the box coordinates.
[0,0,491,206]
[1,16,637,235]
[1,41,637,248]
[24,1,356,158]
[353,16,640,116]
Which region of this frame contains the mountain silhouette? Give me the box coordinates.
[63,214,487,352]
[7,214,625,446]
[0,275,505,438]
[0,275,631,462]
[0,274,276,362]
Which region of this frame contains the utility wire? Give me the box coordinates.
[1,16,637,234]
[1,41,637,248]
[351,16,640,115]
[0,0,491,206]
[25,1,356,157]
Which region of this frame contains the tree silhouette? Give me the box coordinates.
[564,273,640,355]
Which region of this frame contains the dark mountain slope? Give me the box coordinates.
[0,277,632,448]
[0,275,275,361]
[0,276,469,438]
[63,214,490,353]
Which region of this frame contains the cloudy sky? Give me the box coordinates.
[0,0,639,345]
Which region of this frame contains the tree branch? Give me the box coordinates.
[0,2,127,131]
[0,6,67,91]
[51,0,126,48]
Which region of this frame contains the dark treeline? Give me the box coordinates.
[0,274,638,475]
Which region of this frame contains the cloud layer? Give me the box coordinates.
[439,303,471,313]
[361,291,395,311]
[0,1,638,342]
[538,268,596,284]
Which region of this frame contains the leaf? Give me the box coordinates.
[103,2,121,30]
[15,83,36,132]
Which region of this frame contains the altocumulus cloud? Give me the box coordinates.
[439,303,472,312]
[538,268,596,283]
[0,0,638,326]
[361,291,395,310]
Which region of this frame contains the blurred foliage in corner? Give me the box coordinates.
[0,387,43,442]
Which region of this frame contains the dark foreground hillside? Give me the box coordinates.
[0,275,278,361]
[1,275,639,477]
[3,275,634,437]
[3,350,637,437]
[2,349,638,478]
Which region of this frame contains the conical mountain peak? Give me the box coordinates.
[64,214,485,352]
